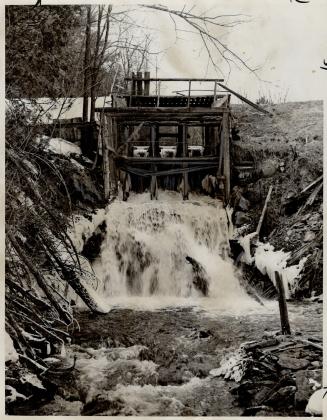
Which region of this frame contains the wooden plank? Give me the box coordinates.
[212,95,229,108]
[144,71,150,95]
[136,71,143,96]
[95,107,224,114]
[222,111,230,201]
[118,156,219,164]
[131,72,136,96]
[124,77,224,82]
[256,185,273,235]
[182,125,189,200]
[150,125,158,200]
[218,83,272,115]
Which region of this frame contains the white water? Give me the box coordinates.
[92,191,262,314]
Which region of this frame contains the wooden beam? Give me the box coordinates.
[131,72,136,96]
[212,95,229,108]
[124,77,224,82]
[182,125,189,200]
[222,111,230,201]
[150,125,158,200]
[256,186,273,235]
[95,107,224,114]
[218,83,272,115]
[136,71,143,96]
[144,71,150,95]
[118,156,219,164]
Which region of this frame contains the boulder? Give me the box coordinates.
[234,211,251,227]
[295,369,322,408]
[303,231,315,242]
[277,355,310,370]
[265,385,296,408]
[238,196,250,211]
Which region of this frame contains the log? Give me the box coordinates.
[256,185,273,235]
[275,272,291,335]
[8,234,73,325]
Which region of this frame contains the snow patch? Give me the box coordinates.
[254,242,307,298]
[5,332,18,363]
[20,373,45,390]
[69,208,107,253]
[305,388,326,416]
[35,135,81,156]
[210,349,246,382]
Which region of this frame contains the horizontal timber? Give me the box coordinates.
[124,77,224,82]
[116,156,219,165]
[96,107,228,115]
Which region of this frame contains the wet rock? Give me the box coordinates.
[238,196,250,211]
[277,355,310,370]
[303,231,315,242]
[198,329,212,339]
[234,211,251,227]
[295,369,322,409]
[81,221,107,261]
[265,385,296,408]
[82,395,124,416]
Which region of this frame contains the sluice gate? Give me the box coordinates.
[96,74,233,203]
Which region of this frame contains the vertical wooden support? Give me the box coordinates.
[110,116,118,195]
[182,125,189,200]
[157,81,161,107]
[101,115,110,200]
[131,72,136,95]
[222,111,230,202]
[144,71,150,96]
[136,71,143,96]
[150,125,158,200]
[187,80,191,107]
[177,124,183,157]
[275,272,291,335]
[213,80,217,103]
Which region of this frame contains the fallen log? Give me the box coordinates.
[256,185,273,236]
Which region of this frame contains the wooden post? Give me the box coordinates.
[157,81,161,107]
[101,118,110,200]
[256,185,273,236]
[144,71,150,96]
[187,80,191,107]
[150,125,158,200]
[222,111,230,202]
[213,80,217,103]
[131,72,136,95]
[275,272,291,335]
[137,71,143,96]
[182,125,189,200]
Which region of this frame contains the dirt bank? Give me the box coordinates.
[231,101,323,297]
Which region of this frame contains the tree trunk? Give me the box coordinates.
[82,6,91,122]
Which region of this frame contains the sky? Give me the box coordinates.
[110,0,327,103]
[4,0,327,102]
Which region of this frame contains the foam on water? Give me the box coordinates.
[92,191,264,314]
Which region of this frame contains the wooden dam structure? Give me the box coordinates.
[96,73,235,203]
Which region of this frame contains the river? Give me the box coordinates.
[19,192,323,415]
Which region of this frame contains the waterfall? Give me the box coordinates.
[92,191,259,312]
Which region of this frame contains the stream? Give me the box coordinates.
[18,192,323,415]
